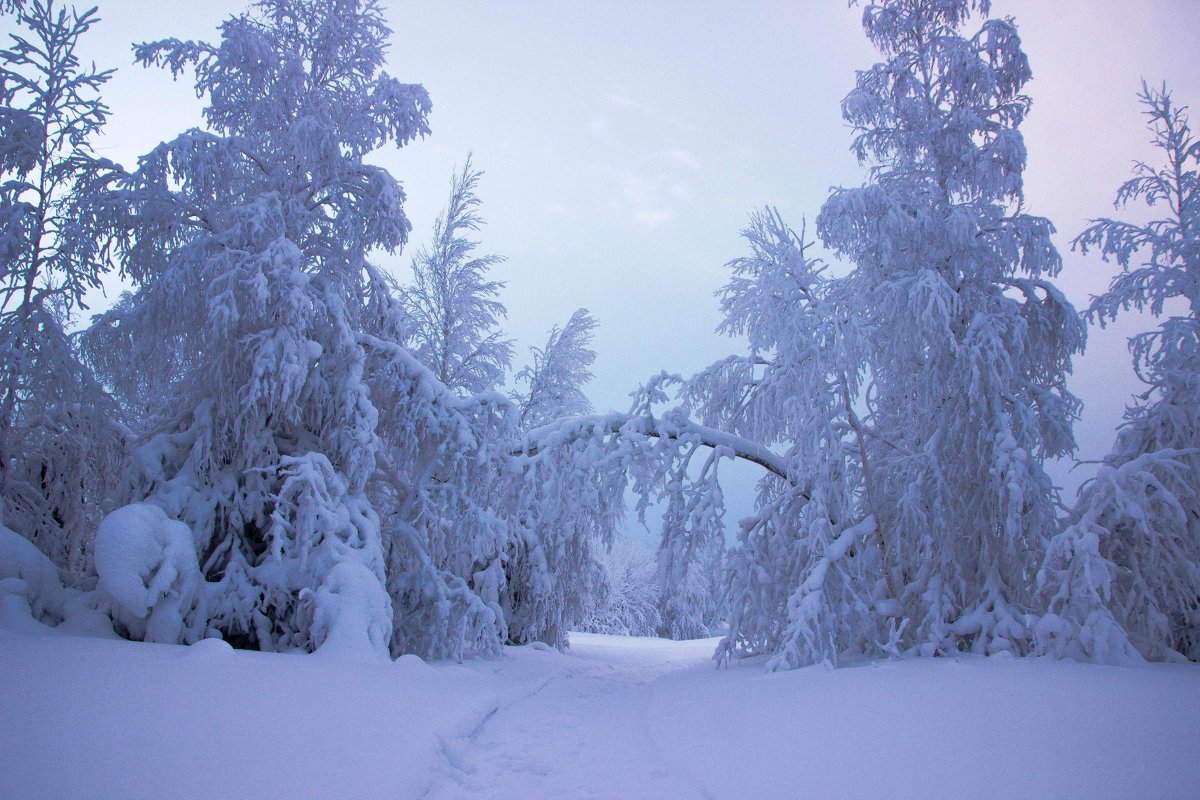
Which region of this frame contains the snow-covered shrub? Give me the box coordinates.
[93,503,204,644]
[580,536,661,638]
[305,561,392,659]
[0,516,66,623]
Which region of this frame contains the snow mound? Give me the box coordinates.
[94,503,204,643]
[188,637,234,657]
[0,593,54,635]
[394,652,429,673]
[54,606,119,639]
[0,523,65,623]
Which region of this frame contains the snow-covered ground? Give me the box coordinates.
[3,616,1198,799]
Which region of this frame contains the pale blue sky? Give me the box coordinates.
[20,0,1200,522]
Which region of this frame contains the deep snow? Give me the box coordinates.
[2,614,1197,799]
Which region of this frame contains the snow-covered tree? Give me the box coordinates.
[500,307,612,648]
[515,368,773,647]
[690,211,881,664]
[401,156,512,395]
[84,0,431,652]
[805,0,1084,663]
[1038,84,1199,662]
[657,526,724,640]
[506,410,624,648]
[512,0,1083,667]
[81,0,634,658]
[0,0,124,577]
[588,0,1085,666]
[513,308,597,430]
[363,335,513,658]
[580,535,661,637]
[665,0,1084,666]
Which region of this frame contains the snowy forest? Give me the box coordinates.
[1,0,1197,796]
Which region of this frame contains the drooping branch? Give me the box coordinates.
[519,411,792,485]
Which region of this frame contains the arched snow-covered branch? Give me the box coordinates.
[520,412,791,484]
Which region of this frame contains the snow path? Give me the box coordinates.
[425,633,1200,800]
[425,634,719,800]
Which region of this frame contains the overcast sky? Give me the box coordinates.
[15,0,1198,528]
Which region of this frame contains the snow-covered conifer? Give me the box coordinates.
[401,156,512,395]
[0,1,124,577]
[1038,85,1199,662]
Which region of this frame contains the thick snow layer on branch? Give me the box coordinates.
[523,412,790,481]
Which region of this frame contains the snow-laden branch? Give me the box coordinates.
[358,332,510,415]
[519,411,792,484]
